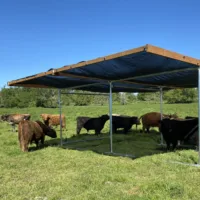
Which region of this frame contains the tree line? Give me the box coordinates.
[0,87,197,108]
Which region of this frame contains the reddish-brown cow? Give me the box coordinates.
[140,112,178,133]
[40,114,66,129]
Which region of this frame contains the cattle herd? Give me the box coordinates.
[0,112,199,152]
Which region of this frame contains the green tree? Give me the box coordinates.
[36,88,58,108]
[164,88,197,103]
[126,93,137,103]
[137,92,160,102]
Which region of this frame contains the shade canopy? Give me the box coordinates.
[8,44,200,93]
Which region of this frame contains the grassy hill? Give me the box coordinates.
[0,102,199,200]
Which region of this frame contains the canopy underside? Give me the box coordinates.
[8,44,200,92]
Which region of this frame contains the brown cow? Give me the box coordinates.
[1,114,31,132]
[139,112,178,133]
[18,120,57,152]
[40,114,66,129]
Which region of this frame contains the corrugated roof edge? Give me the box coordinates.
[7,44,200,87]
[146,44,200,66]
[7,44,146,86]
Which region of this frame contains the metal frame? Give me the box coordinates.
[57,72,200,160]
[58,81,137,157]
[60,86,110,146]
[109,82,113,153]
[113,68,197,83]
[7,44,200,162]
[160,87,164,145]
[198,68,200,165]
[58,89,63,146]
[61,92,109,96]
[7,44,200,87]
[59,81,137,158]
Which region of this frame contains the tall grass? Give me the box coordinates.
[0,102,199,200]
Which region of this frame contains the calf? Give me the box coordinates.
[83,115,109,135]
[159,118,198,150]
[40,114,66,129]
[139,112,178,133]
[1,114,31,132]
[112,116,140,134]
[18,120,57,152]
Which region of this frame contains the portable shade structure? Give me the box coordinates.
[8,44,200,162]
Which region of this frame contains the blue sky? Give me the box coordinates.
[1,0,200,88]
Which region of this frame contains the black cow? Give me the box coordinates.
[183,116,199,146]
[112,116,140,134]
[83,115,109,135]
[159,118,198,150]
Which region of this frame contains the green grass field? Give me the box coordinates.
[0,102,200,200]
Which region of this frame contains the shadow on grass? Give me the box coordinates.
[54,129,168,159]
[30,129,197,159]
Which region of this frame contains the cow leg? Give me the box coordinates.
[35,140,39,148]
[95,129,100,135]
[146,127,150,133]
[22,141,29,152]
[124,125,132,134]
[41,136,45,145]
[18,134,23,150]
[77,125,82,135]
[141,125,146,133]
[112,124,116,133]
[166,141,171,151]
[124,128,128,134]
[172,140,178,151]
[77,128,81,135]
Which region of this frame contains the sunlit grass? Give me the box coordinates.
[0,102,199,200]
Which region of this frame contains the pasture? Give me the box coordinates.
[0,102,200,200]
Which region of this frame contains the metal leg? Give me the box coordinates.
[58,89,63,146]
[160,87,164,145]
[109,82,113,153]
[198,69,200,164]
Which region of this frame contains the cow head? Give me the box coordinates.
[158,118,172,133]
[45,128,57,138]
[40,114,49,121]
[35,120,57,138]
[1,114,9,121]
[130,116,141,125]
[100,114,109,121]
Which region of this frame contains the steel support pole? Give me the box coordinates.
[198,68,200,164]
[109,82,113,153]
[160,87,164,145]
[58,89,63,146]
